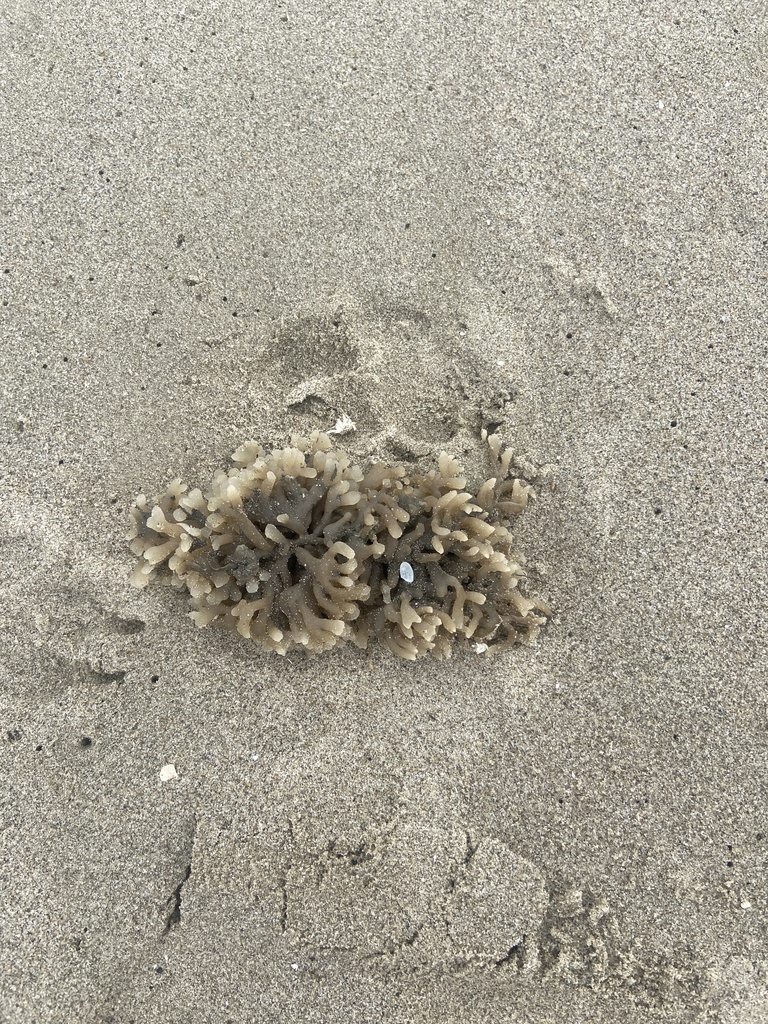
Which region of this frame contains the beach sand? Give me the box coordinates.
[1,2,767,1021]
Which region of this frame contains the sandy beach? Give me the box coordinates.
[1,1,767,1021]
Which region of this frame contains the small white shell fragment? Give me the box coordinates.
[399,561,414,583]
[473,642,489,654]
[159,763,178,782]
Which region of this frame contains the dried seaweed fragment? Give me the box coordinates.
[128,431,550,659]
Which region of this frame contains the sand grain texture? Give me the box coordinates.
[1,1,767,1022]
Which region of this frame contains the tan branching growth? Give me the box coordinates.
[128,431,550,659]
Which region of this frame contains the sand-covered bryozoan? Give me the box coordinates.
[128,432,550,659]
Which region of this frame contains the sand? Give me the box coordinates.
[1,1,767,1021]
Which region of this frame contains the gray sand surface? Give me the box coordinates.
[2,2,767,1021]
